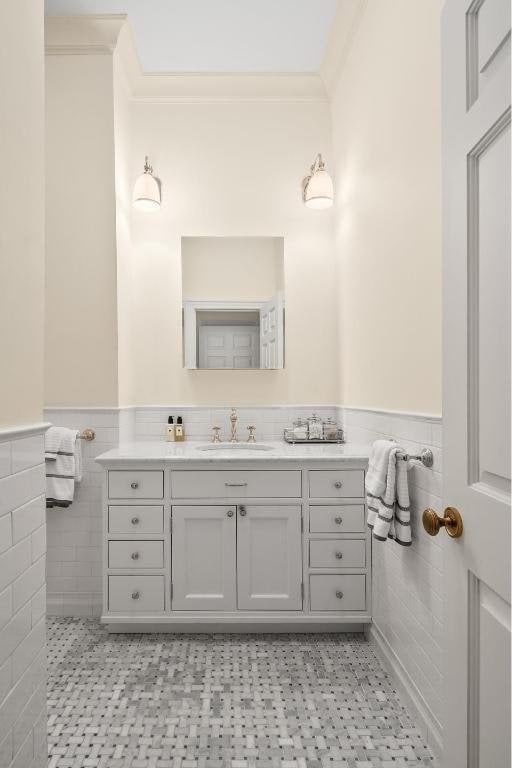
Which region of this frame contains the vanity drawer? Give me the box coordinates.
[309,470,364,498]
[309,574,366,612]
[108,540,164,569]
[309,539,366,568]
[108,505,164,534]
[171,470,301,498]
[309,505,365,533]
[108,575,165,612]
[108,470,164,499]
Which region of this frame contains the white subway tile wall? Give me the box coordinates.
[342,407,443,755]
[0,431,47,768]
[44,409,120,618]
[132,406,339,442]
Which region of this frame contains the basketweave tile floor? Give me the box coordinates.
[47,618,438,768]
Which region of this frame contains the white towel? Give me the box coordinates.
[366,439,411,546]
[45,427,82,508]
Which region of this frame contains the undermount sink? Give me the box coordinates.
[197,442,275,452]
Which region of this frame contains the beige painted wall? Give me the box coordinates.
[330,0,443,415]
[182,237,283,301]
[121,98,338,405]
[45,52,119,407]
[0,0,45,427]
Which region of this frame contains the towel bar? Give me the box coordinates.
[398,448,433,468]
[78,428,95,441]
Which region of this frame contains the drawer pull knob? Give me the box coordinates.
[131,517,140,525]
[334,517,343,525]
[225,482,248,487]
[335,551,343,559]
[334,481,342,489]
[131,552,139,560]
[239,506,247,517]
[336,590,344,599]
[131,591,140,600]
[227,510,234,517]
[130,482,139,489]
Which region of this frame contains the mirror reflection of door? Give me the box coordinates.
[198,325,260,369]
[181,236,285,370]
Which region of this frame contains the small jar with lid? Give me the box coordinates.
[324,418,338,441]
[293,418,308,440]
[308,414,324,441]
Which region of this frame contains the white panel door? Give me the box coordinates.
[442,2,510,767]
[260,293,284,369]
[171,506,236,610]
[198,325,259,369]
[236,505,302,610]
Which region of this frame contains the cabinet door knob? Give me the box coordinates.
[336,590,344,599]
[131,552,139,560]
[335,551,343,559]
[334,517,343,525]
[130,482,139,489]
[131,591,140,600]
[334,481,342,489]
[131,517,140,525]
[227,509,234,517]
[239,506,247,517]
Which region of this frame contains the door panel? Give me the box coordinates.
[442,1,511,765]
[198,325,259,369]
[260,293,284,369]
[237,505,302,610]
[171,506,236,610]
[472,120,511,492]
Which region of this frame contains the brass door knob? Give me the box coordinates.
[422,506,463,538]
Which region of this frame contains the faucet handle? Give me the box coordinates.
[247,425,256,443]
[212,426,222,443]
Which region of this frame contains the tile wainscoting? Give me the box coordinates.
[131,405,339,443]
[343,407,443,757]
[0,424,48,768]
[44,409,120,618]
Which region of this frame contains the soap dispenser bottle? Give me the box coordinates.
[175,416,185,442]
[166,416,175,442]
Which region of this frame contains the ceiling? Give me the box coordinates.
[45,0,338,73]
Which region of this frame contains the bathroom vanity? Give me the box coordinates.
[96,442,371,632]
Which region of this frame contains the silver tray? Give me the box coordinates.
[283,429,344,445]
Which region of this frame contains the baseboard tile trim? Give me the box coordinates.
[368,623,443,759]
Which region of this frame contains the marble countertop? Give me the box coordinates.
[95,440,371,465]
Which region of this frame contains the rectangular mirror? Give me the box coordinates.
[182,236,285,369]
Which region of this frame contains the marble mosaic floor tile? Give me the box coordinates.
[47,618,438,767]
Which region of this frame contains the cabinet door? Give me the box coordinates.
[172,506,236,610]
[237,505,302,610]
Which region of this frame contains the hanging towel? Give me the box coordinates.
[45,427,82,508]
[365,439,411,546]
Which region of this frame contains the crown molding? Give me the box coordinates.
[46,14,328,102]
[45,14,126,56]
[113,16,327,103]
[320,0,368,95]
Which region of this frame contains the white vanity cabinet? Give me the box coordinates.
[97,446,371,632]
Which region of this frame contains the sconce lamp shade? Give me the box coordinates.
[133,156,161,210]
[303,154,334,209]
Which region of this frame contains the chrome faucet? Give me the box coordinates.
[229,408,238,443]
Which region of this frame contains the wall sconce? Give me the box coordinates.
[133,156,161,211]
[302,153,334,209]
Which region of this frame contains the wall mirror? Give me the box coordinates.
[182,236,285,369]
